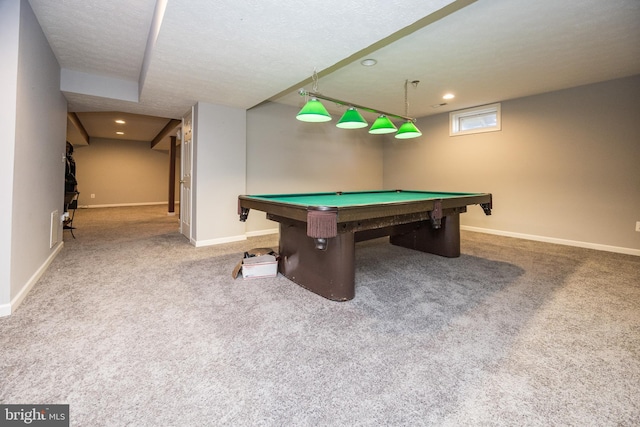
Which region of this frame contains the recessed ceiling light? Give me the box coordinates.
[443,93,455,100]
[116,131,124,135]
[360,58,377,67]
[115,119,125,124]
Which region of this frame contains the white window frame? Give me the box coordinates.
[449,103,501,136]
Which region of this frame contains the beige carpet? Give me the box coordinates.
[1,205,639,426]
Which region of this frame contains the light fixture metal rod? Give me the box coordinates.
[299,89,415,122]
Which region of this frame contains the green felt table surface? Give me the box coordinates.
[245,190,484,207]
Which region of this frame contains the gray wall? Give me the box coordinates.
[384,75,640,253]
[244,101,385,233]
[0,0,68,315]
[73,138,177,207]
[191,102,247,245]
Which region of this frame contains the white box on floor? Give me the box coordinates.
[241,254,278,279]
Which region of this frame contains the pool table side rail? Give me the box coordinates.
[238,192,492,224]
[332,193,492,223]
[240,190,487,207]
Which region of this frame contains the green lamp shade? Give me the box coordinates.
[368,115,398,134]
[395,121,422,139]
[336,107,368,129]
[296,98,332,122]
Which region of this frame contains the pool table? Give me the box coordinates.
[238,190,492,301]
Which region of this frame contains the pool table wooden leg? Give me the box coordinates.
[278,222,356,301]
[389,214,461,257]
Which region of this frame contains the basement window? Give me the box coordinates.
[450,103,501,136]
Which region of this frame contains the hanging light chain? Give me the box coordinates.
[404,79,409,117]
[312,69,320,93]
[403,79,420,117]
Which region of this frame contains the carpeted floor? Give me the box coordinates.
[1,205,639,426]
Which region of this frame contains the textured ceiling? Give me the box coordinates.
[27,0,640,148]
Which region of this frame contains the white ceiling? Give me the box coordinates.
[28,0,640,149]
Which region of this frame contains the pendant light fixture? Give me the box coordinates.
[296,70,332,122]
[296,71,422,139]
[296,98,332,122]
[336,107,368,129]
[395,80,422,139]
[369,115,397,134]
[395,121,422,139]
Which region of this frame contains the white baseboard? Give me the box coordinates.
[194,235,247,248]
[243,226,639,256]
[0,242,64,317]
[81,201,173,209]
[462,225,640,257]
[192,229,278,247]
[246,228,278,237]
